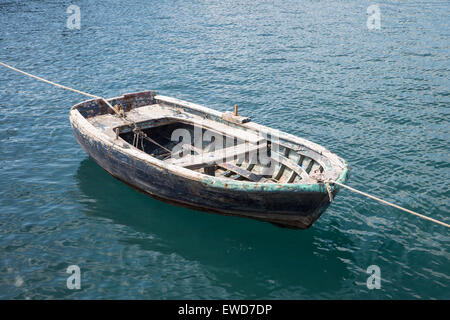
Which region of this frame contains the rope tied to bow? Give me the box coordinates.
[0,61,171,154]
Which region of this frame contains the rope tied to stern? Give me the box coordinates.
[326,180,450,229]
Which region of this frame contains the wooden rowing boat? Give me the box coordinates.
[69,91,350,229]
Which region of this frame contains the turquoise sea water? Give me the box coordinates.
[0,0,449,299]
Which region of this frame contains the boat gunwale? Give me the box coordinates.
[69,93,350,193]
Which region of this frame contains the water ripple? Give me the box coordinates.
[0,0,448,299]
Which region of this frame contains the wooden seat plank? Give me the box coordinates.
[168,143,263,170]
[181,144,265,182]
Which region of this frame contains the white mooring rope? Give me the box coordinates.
[1,61,448,229]
[329,181,449,229]
[0,61,172,153]
[0,61,101,99]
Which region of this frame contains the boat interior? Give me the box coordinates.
[118,120,324,184]
[77,94,342,185]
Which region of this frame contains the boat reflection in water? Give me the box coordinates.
[75,157,352,297]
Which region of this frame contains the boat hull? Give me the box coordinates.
[71,122,338,229]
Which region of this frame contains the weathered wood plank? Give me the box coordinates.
[272,148,289,180]
[168,143,263,170]
[272,152,314,183]
[287,153,304,183]
[182,144,265,182]
[219,162,263,182]
[221,111,251,124]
